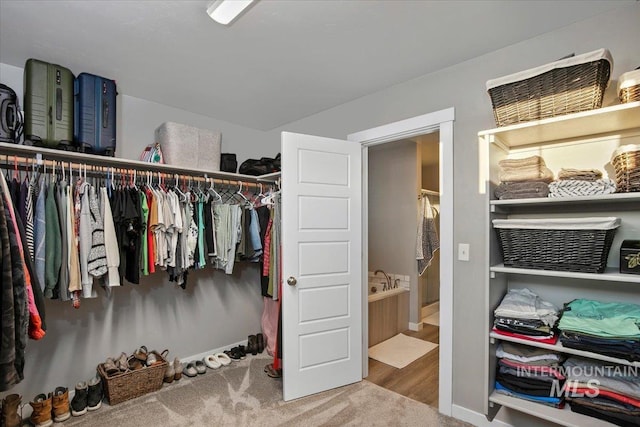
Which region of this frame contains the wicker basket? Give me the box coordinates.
[493,217,620,273]
[618,69,640,104]
[612,145,640,192]
[487,49,612,127]
[97,353,167,405]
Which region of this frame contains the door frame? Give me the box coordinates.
[347,107,454,416]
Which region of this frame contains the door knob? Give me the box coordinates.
[287,276,297,286]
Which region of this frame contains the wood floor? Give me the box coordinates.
[366,324,440,408]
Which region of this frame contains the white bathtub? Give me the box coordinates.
[368,286,408,303]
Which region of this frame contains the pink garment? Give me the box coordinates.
[262,218,273,277]
[261,296,279,356]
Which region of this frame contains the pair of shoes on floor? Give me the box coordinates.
[163,352,184,384]
[203,352,232,369]
[224,345,246,361]
[28,385,72,427]
[70,376,103,417]
[182,360,208,377]
[247,333,265,355]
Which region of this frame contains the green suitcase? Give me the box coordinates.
[24,58,74,148]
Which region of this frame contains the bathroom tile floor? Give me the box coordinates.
[366,324,440,408]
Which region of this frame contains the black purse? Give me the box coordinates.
[220,153,238,173]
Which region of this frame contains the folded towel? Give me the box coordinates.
[499,165,554,183]
[495,182,549,200]
[557,168,602,181]
[549,179,616,198]
[499,155,547,169]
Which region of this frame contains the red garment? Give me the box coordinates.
[492,327,558,345]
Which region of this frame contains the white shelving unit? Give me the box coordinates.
[480,102,640,426]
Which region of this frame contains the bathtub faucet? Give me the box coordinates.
[374,270,391,291]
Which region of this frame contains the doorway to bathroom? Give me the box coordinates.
[364,130,442,408]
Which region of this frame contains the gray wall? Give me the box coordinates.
[262,3,640,423]
[1,3,639,423]
[368,140,419,322]
[0,63,266,401]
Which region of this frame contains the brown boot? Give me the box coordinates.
[29,393,53,427]
[51,386,71,422]
[1,393,22,427]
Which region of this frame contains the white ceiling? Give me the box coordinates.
[0,0,630,131]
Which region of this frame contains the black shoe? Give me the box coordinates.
[87,377,103,411]
[248,335,257,355]
[256,333,265,354]
[70,382,88,416]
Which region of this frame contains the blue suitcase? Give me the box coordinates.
[74,73,117,156]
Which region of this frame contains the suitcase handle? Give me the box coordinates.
[56,88,62,121]
[5,104,16,131]
[102,99,108,128]
[48,106,52,125]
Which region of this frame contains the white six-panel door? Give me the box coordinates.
[281,131,362,401]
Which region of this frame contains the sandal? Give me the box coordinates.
[264,363,282,378]
[134,345,148,362]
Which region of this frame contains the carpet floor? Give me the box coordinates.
[60,354,471,427]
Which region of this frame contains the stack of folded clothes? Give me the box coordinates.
[494,155,554,200]
[564,357,640,426]
[493,288,560,344]
[548,168,617,198]
[558,299,640,362]
[495,342,565,408]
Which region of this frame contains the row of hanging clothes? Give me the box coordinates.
[0,153,283,391]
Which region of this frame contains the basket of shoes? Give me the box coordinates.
[493,217,620,273]
[486,49,612,127]
[612,144,640,192]
[97,347,167,405]
[618,67,640,104]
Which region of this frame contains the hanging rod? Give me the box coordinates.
[0,155,278,190]
[420,188,440,196]
[0,142,279,184]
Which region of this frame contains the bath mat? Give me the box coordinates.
[368,333,438,369]
[423,312,439,326]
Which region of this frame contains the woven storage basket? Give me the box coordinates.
[97,353,167,405]
[618,69,640,104]
[486,49,612,127]
[493,217,620,273]
[612,145,640,192]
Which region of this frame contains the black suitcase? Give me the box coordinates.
[24,58,74,148]
[74,72,117,156]
[0,83,22,143]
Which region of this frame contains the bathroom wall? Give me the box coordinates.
[368,140,419,325]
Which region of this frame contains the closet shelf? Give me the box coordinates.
[490,264,640,284]
[489,393,617,427]
[489,331,640,368]
[490,192,640,211]
[0,142,279,184]
[478,101,640,148]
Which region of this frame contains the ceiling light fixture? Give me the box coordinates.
[207,0,255,25]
